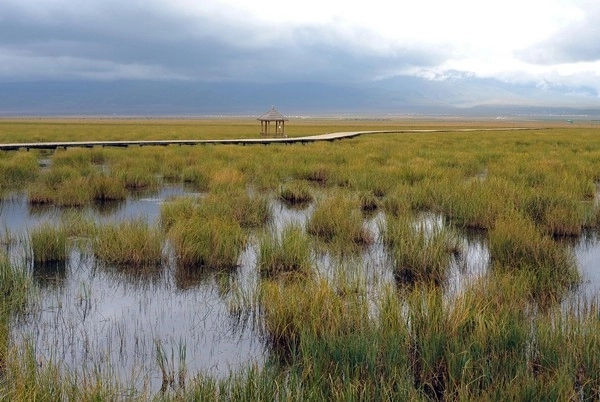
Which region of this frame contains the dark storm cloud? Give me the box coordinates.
[0,1,445,82]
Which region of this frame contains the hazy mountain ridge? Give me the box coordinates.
[1,76,599,117]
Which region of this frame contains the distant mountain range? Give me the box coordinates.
[1,76,599,118]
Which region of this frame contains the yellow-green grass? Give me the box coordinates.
[0,151,38,193]
[29,223,68,264]
[278,181,313,206]
[160,196,200,232]
[168,214,246,270]
[258,224,313,278]
[1,254,30,374]
[3,120,600,400]
[28,170,126,207]
[199,190,272,229]
[383,213,460,285]
[307,193,373,247]
[0,118,480,143]
[93,218,163,267]
[259,278,370,353]
[489,211,580,302]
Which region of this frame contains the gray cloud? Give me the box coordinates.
[0,1,446,83]
[519,5,600,64]
[2,0,599,112]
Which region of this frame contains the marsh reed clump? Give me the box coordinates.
[1,254,30,374]
[201,190,272,228]
[0,151,38,189]
[93,218,163,266]
[181,166,210,190]
[228,191,272,228]
[439,177,512,230]
[297,166,331,185]
[209,167,245,191]
[258,224,312,278]
[520,190,585,236]
[28,166,93,206]
[383,214,460,285]
[160,196,200,232]
[278,182,313,206]
[29,223,68,264]
[90,174,127,202]
[0,253,30,310]
[404,273,535,400]
[307,194,373,246]
[532,300,600,400]
[169,215,245,269]
[489,212,579,300]
[359,191,379,213]
[382,186,411,217]
[259,278,369,354]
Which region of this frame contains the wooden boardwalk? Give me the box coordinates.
[0,128,532,151]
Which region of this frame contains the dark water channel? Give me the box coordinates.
[2,187,600,393]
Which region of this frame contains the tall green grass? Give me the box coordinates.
[29,223,68,263]
[383,214,460,285]
[0,151,38,191]
[93,218,163,266]
[259,278,370,354]
[307,194,372,247]
[258,224,312,278]
[278,182,313,206]
[1,254,30,374]
[193,190,272,229]
[488,212,579,301]
[4,122,600,400]
[169,215,245,269]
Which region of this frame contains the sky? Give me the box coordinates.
[1,0,599,109]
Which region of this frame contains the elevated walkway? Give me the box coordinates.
[0,128,532,151]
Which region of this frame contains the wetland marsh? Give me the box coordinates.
[1,119,600,400]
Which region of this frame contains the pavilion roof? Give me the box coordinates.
[257,106,288,121]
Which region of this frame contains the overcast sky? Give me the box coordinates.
[1,0,599,96]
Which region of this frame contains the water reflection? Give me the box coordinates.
[175,266,221,291]
[93,199,126,216]
[32,260,67,289]
[572,230,600,298]
[4,187,600,394]
[97,260,165,288]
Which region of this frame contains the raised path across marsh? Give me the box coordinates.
[0,127,533,151]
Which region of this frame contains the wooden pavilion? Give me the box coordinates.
[258,106,288,137]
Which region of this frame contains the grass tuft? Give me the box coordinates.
[307,194,373,246]
[93,218,163,266]
[278,182,313,206]
[29,223,68,264]
[258,224,312,278]
[489,211,580,301]
[383,214,459,285]
[169,215,245,270]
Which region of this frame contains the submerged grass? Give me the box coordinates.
[1,254,30,375]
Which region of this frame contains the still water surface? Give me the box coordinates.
[2,187,599,393]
